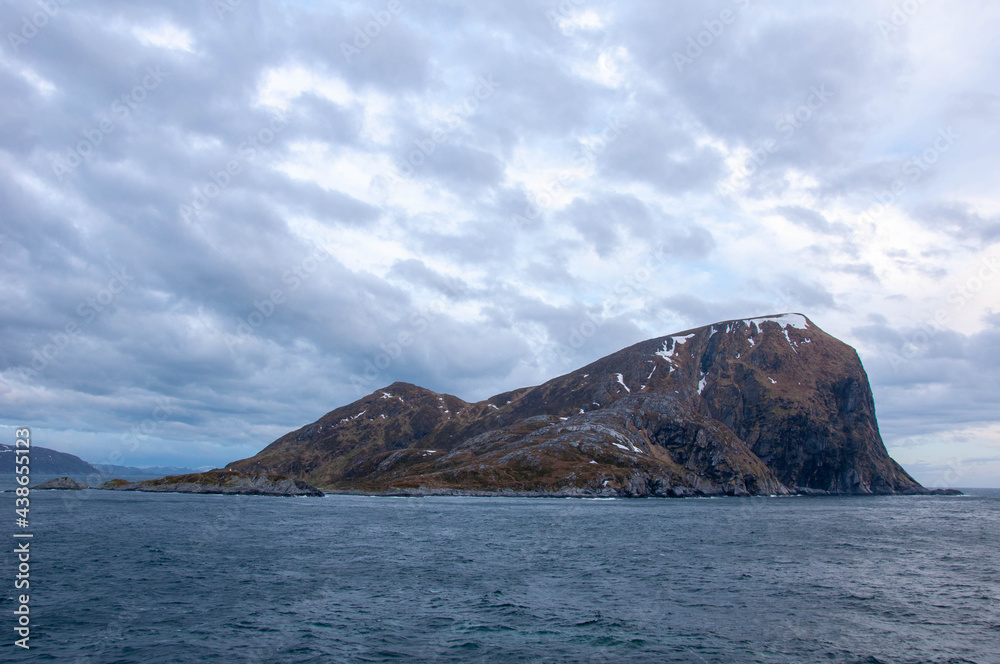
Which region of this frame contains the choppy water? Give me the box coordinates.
[2,489,998,663]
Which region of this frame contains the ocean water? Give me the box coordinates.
[2,489,998,663]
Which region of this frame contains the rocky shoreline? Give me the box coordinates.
[320,484,963,498]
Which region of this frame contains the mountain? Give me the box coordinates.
[0,443,100,476]
[228,314,929,497]
[91,464,212,477]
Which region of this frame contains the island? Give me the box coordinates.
[228,314,962,498]
[99,469,324,497]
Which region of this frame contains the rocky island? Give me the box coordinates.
[34,477,88,490]
[228,314,955,498]
[100,469,324,496]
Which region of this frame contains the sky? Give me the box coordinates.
[1,0,998,487]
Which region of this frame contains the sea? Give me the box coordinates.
[2,487,998,663]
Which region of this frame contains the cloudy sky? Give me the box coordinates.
[1,0,998,487]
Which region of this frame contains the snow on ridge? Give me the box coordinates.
[746,313,809,330]
[655,334,696,362]
[697,373,708,395]
[614,372,631,392]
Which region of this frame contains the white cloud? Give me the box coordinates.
[131,22,195,52]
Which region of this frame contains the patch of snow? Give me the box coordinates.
[583,374,589,378]
[748,338,755,346]
[487,404,499,410]
[767,377,777,385]
[783,329,799,354]
[579,408,585,414]
[612,440,643,454]
[380,414,386,419]
[381,392,393,399]
[592,402,601,407]
[603,480,610,487]
[559,416,569,421]
[655,334,696,362]
[589,460,597,464]
[352,410,366,419]
[803,338,811,343]
[735,352,741,359]
[614,373,631,392]
[398,397,404,403]
[647,365,656,380]
[698,374,708,395]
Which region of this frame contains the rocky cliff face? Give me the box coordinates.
[228,314,926,496]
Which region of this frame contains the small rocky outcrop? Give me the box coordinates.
[34,476,87,490]
[100,469,323,496]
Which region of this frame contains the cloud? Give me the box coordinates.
[0,0,997,486]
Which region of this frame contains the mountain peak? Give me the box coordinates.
[229,314,925,497]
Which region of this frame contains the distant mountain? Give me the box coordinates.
[0,443,100,476]
[228,314,928,497]
[92,464,212,477]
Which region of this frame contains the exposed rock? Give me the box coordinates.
[228,314,938,497]
[34,476,87,490]
[100,469,324,496]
